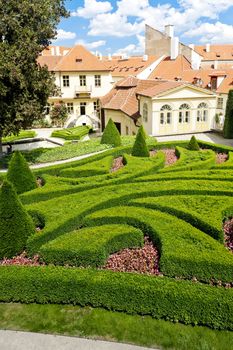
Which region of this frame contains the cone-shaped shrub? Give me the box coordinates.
[188,136,200,151]
[7,151,37,194]
[132,126,149,157]
[0,181,35,259]
[223,90,233,139]
[101,118,121,147]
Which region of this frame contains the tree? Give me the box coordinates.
[7,151,37,194]
[188,136,200,151]
[0,1,68,154]
[0,180,35,259]
[101,118,121,147]
[132,126,149,157]
[50,102,68,127]
[223,90,233,138]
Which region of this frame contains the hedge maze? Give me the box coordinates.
[1,139,233,330]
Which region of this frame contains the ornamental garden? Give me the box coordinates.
[0,121,233,331]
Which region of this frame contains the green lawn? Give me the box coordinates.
[0,303,232,350]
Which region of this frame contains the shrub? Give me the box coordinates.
[188,136,200,151]
[132,126,149,157]
[7,151,37,194]
[39,224,143,267]
[101,119,121,147]
[51,126,91,140]
[223,90,233,139]
[0,266,232,330]
[0,181,35,259]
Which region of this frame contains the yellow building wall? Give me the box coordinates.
[104,110,138,136]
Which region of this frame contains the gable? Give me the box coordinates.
[154,85,215,100]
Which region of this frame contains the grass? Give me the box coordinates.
[0,303,232,350]
[3,130,36,143]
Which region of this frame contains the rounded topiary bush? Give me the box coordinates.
[7,151,37,194]
[188,136,200,151]
[132,126,149,157]
[0,181,35,259]
[101,118,121,147]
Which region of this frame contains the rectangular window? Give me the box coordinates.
[80,75,86,86]
[93,101,100,111]
[63,75,70,87]
[203,110,208,122]
[179,112,182,123]
[167,112,171,124]
[67,103,74,114]
[160,113,164,125]
[185,111,190,123]
[217,97,224,109]
[95,75,101,87]
[126,126,129,135]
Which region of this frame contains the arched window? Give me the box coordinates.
[160,105,172,125]
[143,103,148,122]
[179,104,190,124]
[197,103,208,122]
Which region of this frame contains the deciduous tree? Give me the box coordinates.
[0,1,68,153]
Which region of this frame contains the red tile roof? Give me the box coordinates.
[195,45,233,61]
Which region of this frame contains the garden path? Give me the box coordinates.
[0,330,157,350]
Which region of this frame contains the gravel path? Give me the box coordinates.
[0,330,158,350]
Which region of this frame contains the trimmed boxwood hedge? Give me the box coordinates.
[7,151,37,194]
[0,265,232,330]
[51,126,91,140]
[39,224,143,267]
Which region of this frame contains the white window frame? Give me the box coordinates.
[179,104,191,124]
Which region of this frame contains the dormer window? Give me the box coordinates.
[76,58,83,63]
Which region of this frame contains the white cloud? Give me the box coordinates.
[72,0,112,19]
[55,29,76,40]
[84,0,233,42]
[75,39,106,50]
[184,21,233,43]
[114,35,145,56]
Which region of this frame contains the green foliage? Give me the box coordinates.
[3,130,36,143]
[7,151,37,194]
[188,136,200,151]
[132,126,149,157]
[50,103,68,127]
[51,126,91,140]
[0,181,34,259]
[0,266,233,330]
[101,119,121,147]
[40,224,143,266]
[223,90,233,138]
[0,1,68,150]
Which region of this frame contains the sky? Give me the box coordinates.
[54,0,233,55]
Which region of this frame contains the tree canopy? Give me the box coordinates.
[0,0,68,152]
[223,90,233,139]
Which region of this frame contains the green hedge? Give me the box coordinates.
[3,130,36,143]
[51,126,91,140]
[0,266,232,330]
[84,206,233,283]
[39,224,143,267]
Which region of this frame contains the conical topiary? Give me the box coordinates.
[0,180,35,259]
[132,126,149,157]
[101,118,121,147]
[7,151,37,194]
[223,90,233,139]
[188,136,200,151]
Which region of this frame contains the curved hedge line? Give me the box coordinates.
[0,265,232,330]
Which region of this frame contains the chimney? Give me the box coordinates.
[108,53,112,61]
[165,25,174,38]
[142,54,148,62]
[189,44,195,50]
[51,47,55,56]
[205,43,210,53]
[171,37,179,60]
[99,53,103,61]
[55,46,61,56]
[214,60,218,69]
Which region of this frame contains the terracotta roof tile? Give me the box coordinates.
[37,56,63,71]
[195,45,233,61]
[138,81,184,97]
[105,55,160,77]
[53,45,110,72]
[149,55,192,80]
